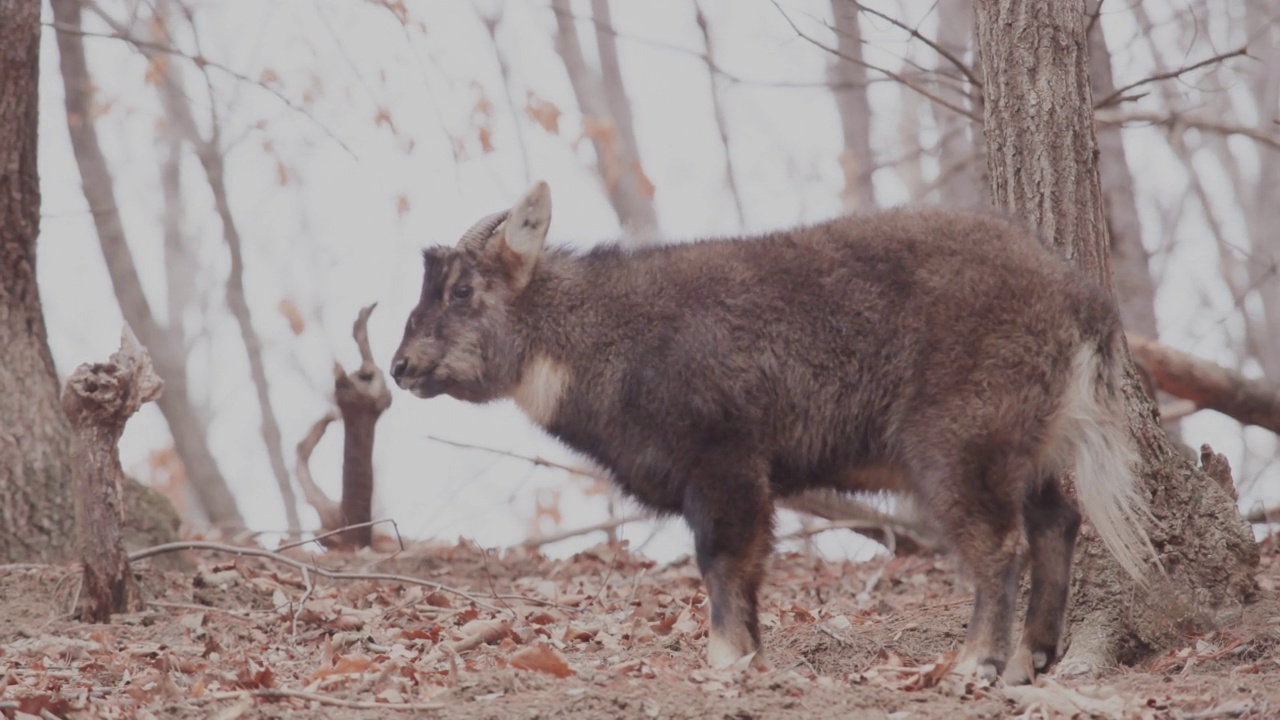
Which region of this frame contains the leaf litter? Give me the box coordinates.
[0,535,1277,719]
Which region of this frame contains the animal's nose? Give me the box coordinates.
[390,357,408,383]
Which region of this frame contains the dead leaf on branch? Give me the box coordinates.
[278,299,305,336]
[525,92,562,134]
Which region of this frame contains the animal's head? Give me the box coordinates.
[390,181,552,403]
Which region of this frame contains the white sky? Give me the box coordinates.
[32,0,1278,560]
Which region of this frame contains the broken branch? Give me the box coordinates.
[294,409,343,537]
[1126,333,1280,435]
[62,326,162,622]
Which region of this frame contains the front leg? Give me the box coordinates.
[682,461,774,668]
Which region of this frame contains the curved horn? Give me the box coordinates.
[457,210,510,252]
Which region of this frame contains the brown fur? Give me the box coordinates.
[391,182,1154,682]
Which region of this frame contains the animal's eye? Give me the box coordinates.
[452,284,473,300]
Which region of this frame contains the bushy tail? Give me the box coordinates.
[1048,338,1159,583]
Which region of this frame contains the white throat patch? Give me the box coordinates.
[511,355,569,427]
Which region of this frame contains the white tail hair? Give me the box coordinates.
[1047,343,1159,583]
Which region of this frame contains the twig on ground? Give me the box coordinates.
[191,687,445,711]
[275,519,404,553]
[127,540,498,610]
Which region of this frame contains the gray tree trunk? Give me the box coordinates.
[0,0,78,563]
[828,1,876,211]
[552,0,659,243]
[50,0,244,528]
[973,0,1257,675]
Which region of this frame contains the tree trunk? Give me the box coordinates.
[50,0,244,528]
[828,1,877,211]
[0,0,78,563]
[551,0,659,243]
[973,0,1257,675]
[1086,1,1158,339]
[63,328,160,622]
[931,0,989,207]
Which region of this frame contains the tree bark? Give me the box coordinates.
[50,0,243,528]
[973,0,1257,675]
[63,328,160,622]
[551,0,659,244]
[828,1,877,211]
[0,0,78,563]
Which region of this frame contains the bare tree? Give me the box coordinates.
[50,0,243,528]
[828,0,876,211]
[973,0,1257,676]
[694,2,746,227]
[0,0,77,563]
[551,0,659,241]
[929,0,987,207]
[1087,0,1158,340]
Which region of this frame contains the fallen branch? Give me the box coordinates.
[1126,333,1280,435]
[191,687,444,711]
[127,540,498,611]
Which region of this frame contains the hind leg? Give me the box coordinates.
[916,450,1029,680]
[1005,475,1081,685]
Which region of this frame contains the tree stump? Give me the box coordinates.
[62,327,163,622]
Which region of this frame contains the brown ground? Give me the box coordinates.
[2,533,1277,719]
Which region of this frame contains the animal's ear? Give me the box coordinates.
[494,181,551,292]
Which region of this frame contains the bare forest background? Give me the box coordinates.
[29,0,1280,558]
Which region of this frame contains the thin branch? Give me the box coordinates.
[1095,108,1280,151]
[1246,504,1279,524]
[694,1,746,227]
[425,434,602,479]
[850,1,981,89]
[1093,45,1249,110]
[275,518,404,553]
[477,7,532,186]
[295,409,342,532]
[45,21,355,157]
[190,687,445,711]
[522,514,647,549]
[769,1,981,122]
[127,540,500,610]
[353,303,378,367]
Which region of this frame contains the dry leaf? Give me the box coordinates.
[525,93,562,134]
[278,299,305,336]
[509,643,573,678]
